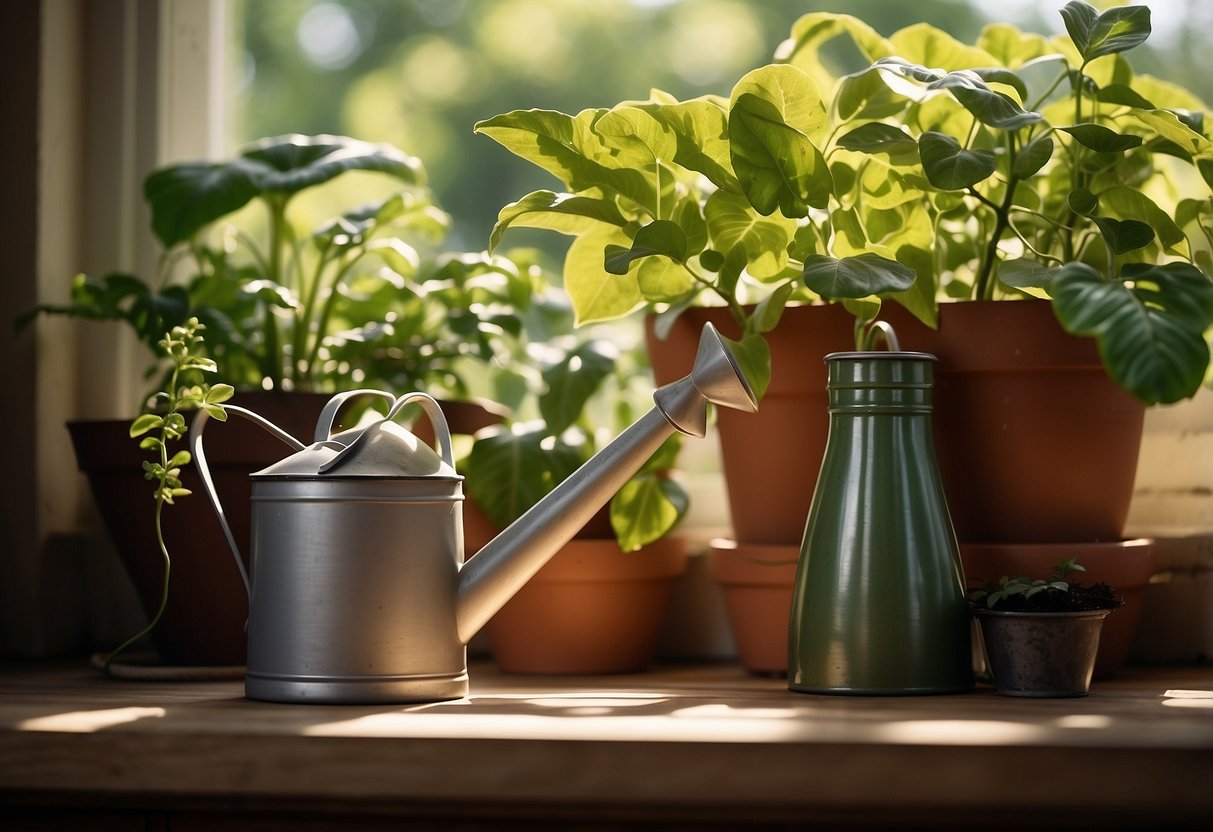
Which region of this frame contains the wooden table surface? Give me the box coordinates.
[2,660,1211,830]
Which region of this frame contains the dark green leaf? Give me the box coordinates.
[998,258,1058,289]
[802,253,916,299]
[1061,123,1144,153]
[1012,135,1055,179]
[1068,188,1099,216]
[928,72,1043,130]
[918,132,997,190]
[1092,216,1155,254]
[1096,84,1155,109]
[539,341,618,435]
[872,57,945,84]
[1051,261,1213,404]
[836,123,919,163]
[464,427,585,528]
[972,68,1029,102]
[603,220,689,275]
[1061,1,1151,63]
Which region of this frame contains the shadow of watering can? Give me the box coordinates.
[191,323,756,704]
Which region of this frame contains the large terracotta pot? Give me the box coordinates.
[961,538,1155,679]
[72,392,506,666]
[647,305,855,545]
[882,300,1146,544]
[487,536,688,674]
[708,540,799,675]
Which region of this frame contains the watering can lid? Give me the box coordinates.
[253,421,459,479]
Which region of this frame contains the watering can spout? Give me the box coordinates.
[455,322,756,643]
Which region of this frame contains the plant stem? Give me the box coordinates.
[301,253,359,386]
[973,176,1020,301]
[103,502,171,673]
[263,197,286,390]
[680,262,746,328]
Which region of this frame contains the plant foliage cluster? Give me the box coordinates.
[479,2,1213,405]
[970,559,1123,612]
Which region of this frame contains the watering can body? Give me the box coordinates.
[192,323,756,704]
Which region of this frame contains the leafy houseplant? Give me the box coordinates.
[971,559,1124,697]
[99,318,231,672]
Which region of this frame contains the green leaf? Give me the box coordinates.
[1069,188,1099,216]
[637,257,695,302]
[802,253,916,299]
[836,123,919,162]
[1060,2,1151,64]
[1129,109,1212,157]
[704,190,795,279]
[730,64,830,143]
[998,258,1058,289]
[1060,123,1144,153]
[489,190,629,253]
[563,229,643,324]
[129,414,163,438]
[918,132,997,190]
[724,334,771,401]
[751,283,795,335]
[604,220,688,275]
[610,475,688,552]
[205,383,235,404]
[1095,84,1155,110]
[929,71,1043,130]
[145,135,423,248]
[592,106,678,168]
[646,98,740,193]
[1092,217,1155,254]
[1051,261,1213,404]
[728,93,831,218]
[1099,186,1188,254]
[539,341,617,435]
[1012,135,1055,179]
[834,68,907,122]
[464,427,585,528]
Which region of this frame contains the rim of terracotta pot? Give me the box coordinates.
[525,536,688,584]
[961,538,1155,588]
[708,539,799,586]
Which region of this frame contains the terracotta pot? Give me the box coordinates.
[961,538,1155,679]
[709,540,799,675]
[72,392,507,666]
[881,300,1146,543]
[647,305,856,545]
[487,536,688,674]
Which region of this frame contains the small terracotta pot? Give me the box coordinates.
[648,306,855,545]
[487,536,688,674]
[709,540,799,675]
[974,609,1112,697]
[962,538,1155,678]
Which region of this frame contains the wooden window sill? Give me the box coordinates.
[1,661,1211,829]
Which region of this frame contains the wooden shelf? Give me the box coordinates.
[2,661,1211,830]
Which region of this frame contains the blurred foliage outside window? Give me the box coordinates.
[229,0,1211,260]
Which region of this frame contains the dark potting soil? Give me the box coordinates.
[991,582,1124,613]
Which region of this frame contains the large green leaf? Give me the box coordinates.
[636,257,696,302]
[802,253,916,299]
[610,475,689,552]
[834,68,909,122]
[888,22,999,70]
[475,109,655,210]
[728,93,832,218]
[703,190,795,279]
[928,71,1043,130]
[646,97,740,192]
[563,229,643,324]
[488,190,630,253]
[539,340,617,434]
[604,220,689,275]
[918,132,997,190]
[464,426,585,528]
[1060,1,1151,64]
[775,12,892,93]
[1051,261,1213,404]
[730,64,829,144]
[593,106,678,168]
[144,135,424,249]
[1129,109,1213,157]
[836,123,919,163]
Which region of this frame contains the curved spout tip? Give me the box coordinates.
[693,323,758,413]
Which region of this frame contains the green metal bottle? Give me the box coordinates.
[788,351,973,695]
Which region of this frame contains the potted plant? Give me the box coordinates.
[464,318,690,674]
[20,135,532,665]
[971,559,1124,696]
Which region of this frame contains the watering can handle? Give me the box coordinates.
[190,406,307,597]
[313,389,398,443]
[386,392,456,468]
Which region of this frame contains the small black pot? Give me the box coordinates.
[974,608,1114,697]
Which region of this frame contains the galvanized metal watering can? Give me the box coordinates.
[191,323,755,704]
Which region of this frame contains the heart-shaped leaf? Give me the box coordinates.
[1068,188,1099,216]
[1060,124,1144,153]
[1092,216,1155,254]
[1061,1,1151,64]
[1012,135,1055,179]
[1051,260,1213,404]
[802,253,916,299]
[918,132,997,190]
